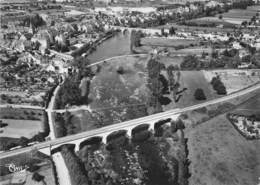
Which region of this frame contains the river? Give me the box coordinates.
[87,32,131,63]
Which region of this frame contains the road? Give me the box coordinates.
[0,104,44,110]
[45,82,72,185]
[0,82,259,159]
[87,53,188,68]
[87,53,148,67]
[46,85,61,140]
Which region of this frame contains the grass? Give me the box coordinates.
[187,16,236,27]
[164,71,218,110]
[203,70,260,94]
[155,23,234,33]
[72,56,220,130]
[183,90,260,185]
[0,108,44,139]
[185,114,259,185]
[0,119,43,138]
[232,94,260,116]
[89,55,149,111]
[141,37,199,48]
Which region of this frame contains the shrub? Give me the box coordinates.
[116,66,124,74]
[194,88,207,100]
[210,76,227,95]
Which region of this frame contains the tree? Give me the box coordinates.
[169,26,176,35]
[32,172,45,183]
[194,88,207,100]
[0,120,8,128]
[19,137,29,147]
[241,21,248,27]
[211,76,227,95]
[116,66,124,75]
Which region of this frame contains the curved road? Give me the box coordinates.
[0,82,260,159]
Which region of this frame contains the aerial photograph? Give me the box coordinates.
[0,0,259,184]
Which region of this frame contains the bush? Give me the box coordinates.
[116,66,124,74]
[211,76,227,95]
[194,88,207,100]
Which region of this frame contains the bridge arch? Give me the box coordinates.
[79,136,103,150]
[131,124,150,136]
[51,143,76,155]
[154,118,172,130]
[106,130,127,144]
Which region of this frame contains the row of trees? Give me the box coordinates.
[130,30,144,52]
[146,56,172,113]
[54,111,77,138]
[55,57,93,109]
[180,49,260,70]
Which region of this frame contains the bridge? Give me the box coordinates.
[1,81,260,159]
[0,109,181,159]
[110,26,169,35]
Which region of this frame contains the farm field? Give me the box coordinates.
[186,16,236,27]
[216,5,260,25]
[232,94,260,116]
[0,108,45,150]
[0,119,43,138]
[185,114,259,185]
[141,37,199,48]
[0,151,56,185]
[172,47,213,55]
[203,70,260,94]
[164,71,218,110]
[156,23,234,33]
[0,108,44,138]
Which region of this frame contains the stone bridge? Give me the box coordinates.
[49,113,180,155]
[111,26,169,35]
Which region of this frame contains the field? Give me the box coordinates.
[164,71,218,110]
[232,94,260,116]
[156,23,234,33]
[70,56,223,130]
[0,151,56,185]
[185,114,259,185]
[70,109,98,131]
[89,55,149,110]
[0,119,43,138]
[0,108,44,138]
[141,37,199,48]
[216,5,260,25]
[203,70,260,94]
[186,16,236,27]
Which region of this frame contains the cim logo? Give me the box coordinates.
[4,163,29,173]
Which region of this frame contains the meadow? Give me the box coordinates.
[186,114,259,185]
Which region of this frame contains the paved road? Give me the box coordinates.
[0,82,259,159]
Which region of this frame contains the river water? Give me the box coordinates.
[87,32,131,64]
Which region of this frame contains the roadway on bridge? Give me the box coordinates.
[0,82,259,159]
